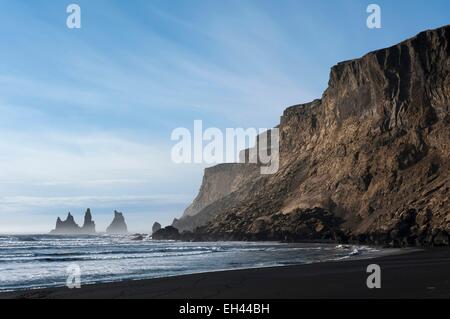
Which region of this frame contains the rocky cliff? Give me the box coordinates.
[106,211,128,234]
[172,163,261,232]
[170,25,450,247]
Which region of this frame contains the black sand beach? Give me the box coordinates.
[1,248,450,299]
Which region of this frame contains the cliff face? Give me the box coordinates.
[173,26,450,246]
[173,163,261,232]
[152,222,162,234]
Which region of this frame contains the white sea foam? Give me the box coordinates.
[0,235,394,292]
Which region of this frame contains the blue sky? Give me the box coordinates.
[0,0,448,233]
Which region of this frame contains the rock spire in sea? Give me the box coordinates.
[106,210,128,234]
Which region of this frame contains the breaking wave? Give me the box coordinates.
[0,235,394,292]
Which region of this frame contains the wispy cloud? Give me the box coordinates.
[0,194,190,213]
[0,129,203,189]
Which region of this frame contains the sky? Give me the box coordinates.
[0,0,448,233]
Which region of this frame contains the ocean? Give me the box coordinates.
[0,234,393,292]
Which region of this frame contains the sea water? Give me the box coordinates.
[0,234,393,292]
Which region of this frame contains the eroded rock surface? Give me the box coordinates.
[173,163,260,232]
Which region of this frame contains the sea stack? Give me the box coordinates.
[51,212,81,234]
[81,208,96,234]
[106,211,128,234]
[152,222,162,234]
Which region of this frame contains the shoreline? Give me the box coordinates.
[0,241,398,293]
[2,247,450,299]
